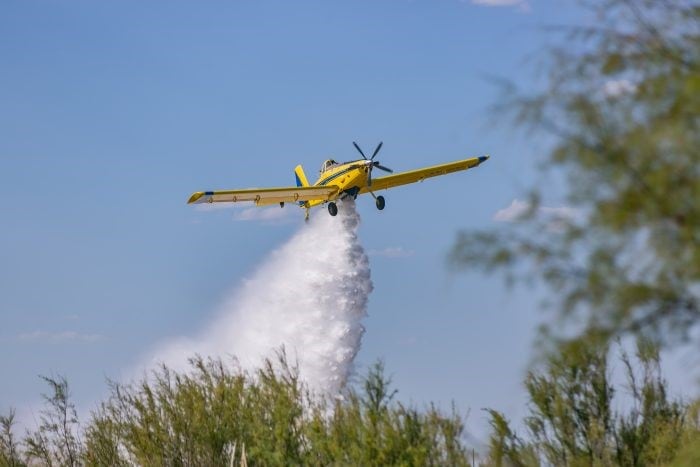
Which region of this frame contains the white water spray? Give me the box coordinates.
[141,200,372,395]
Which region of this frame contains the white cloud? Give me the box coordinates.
[397,336,418,346]
[233,206,295,223]
[494,199,579,229]
[472,0,520,4]
[367,247,415,258]
[602,79,637,97]
[193,202,297,223]
[194,202,240,211]
[539,204,579,220]
[17,330,105,343]
[494,199,531,222]
[470,0,530,11]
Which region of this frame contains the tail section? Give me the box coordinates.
[295,165,310,187]
[295,165,311,208]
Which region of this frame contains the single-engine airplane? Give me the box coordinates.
[187,142,489,220]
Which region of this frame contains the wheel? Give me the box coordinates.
[375,196,385,211]
[328,202,338,216]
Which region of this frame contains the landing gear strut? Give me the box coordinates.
[375,196,385,211]
[328,202,338,216]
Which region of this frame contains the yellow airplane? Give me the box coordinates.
[187,142,489,219]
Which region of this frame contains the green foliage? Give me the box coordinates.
[523,341,614,466]
[82,354,309,465]
[6,350,698,466]
[24,375,82,467]
[304,362,468,466]
[485,339,695,466]
[614,340,685,466]
[449,3,700,463]
[669,400,700,467]
[451,0,700,348]
[0,410,25,467]
[2,355,470,465]
[83,355,470,465]
[485,409,537,467]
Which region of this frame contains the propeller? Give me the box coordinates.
[352,142,367,160]
[352,141,393,186]
[370,142,383,160]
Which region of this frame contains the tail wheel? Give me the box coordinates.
[328,202,338,216]
[376,196,385,211]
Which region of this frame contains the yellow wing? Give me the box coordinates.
[187,185,339,205]
[359,156,488,194]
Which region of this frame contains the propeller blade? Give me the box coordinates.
[370,141,383,160]
[352,142,368,160]
[374,163,393,173]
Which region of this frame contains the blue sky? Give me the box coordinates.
[2,0,694,443]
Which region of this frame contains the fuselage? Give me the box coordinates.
[306,159,371,207]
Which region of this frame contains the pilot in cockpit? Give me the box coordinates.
[320,159,338,173]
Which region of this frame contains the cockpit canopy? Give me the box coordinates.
[320,159,338,172]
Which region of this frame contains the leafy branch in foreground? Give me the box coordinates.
[0,410,23,467]
[24,375,82,467]
[451,0,700,349]
[485,339,700,466]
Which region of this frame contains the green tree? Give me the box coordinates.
[451,0,700,348]
[485,340,691,466]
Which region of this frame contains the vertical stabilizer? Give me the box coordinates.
[294,165,310,187]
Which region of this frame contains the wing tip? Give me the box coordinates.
[187,192,206,204]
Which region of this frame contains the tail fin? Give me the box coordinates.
[294,165,310,187]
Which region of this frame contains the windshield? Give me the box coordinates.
[320,159,338,172]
